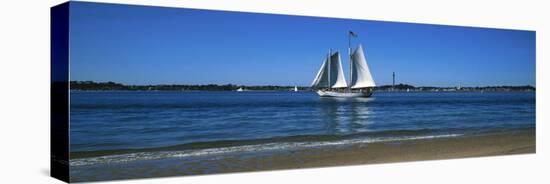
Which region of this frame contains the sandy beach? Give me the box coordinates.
[70,129,535,182]
[262,129,535,169]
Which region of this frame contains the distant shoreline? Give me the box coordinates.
[69,90,536,93]
[67,81,535,92]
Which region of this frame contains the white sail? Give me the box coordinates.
[329,52,348,88]
[311,52,348,88]
[350,44,375,88]
[311,57,330,88]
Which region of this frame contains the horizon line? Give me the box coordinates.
[68,80,536,88]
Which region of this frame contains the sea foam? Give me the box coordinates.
[70,134,462,166]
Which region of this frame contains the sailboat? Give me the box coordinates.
[294,86,298,92]
[311,44,375,97]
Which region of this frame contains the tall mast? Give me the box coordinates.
[348,32,352,91]
[328,49,332,89]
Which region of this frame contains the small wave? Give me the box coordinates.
[70,134,461,166]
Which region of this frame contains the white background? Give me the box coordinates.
[0,0,547,183]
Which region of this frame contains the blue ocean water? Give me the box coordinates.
[69,91,535,154]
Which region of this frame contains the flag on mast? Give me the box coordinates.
[349,31,358,37]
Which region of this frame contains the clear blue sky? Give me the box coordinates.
[69,2,535,87]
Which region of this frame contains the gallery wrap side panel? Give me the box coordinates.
[51,2,70,183]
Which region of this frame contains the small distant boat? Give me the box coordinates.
[293,86,298,92]
[236,87,244,92]
[311,44,375,98]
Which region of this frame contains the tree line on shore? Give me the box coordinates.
[375,83,535,92]
[69,81,535,92]
[69,81,302,91]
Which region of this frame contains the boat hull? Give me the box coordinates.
[316,90,373,98]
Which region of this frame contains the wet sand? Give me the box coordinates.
[263,129,535,169]
[70,129,535,182]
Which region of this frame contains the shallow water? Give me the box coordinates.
[69,91,535,181]
[70,91,535,153]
